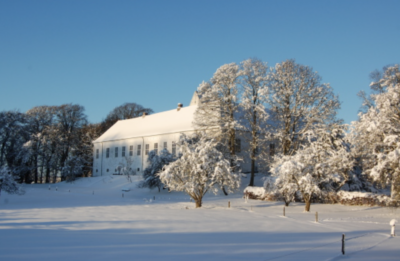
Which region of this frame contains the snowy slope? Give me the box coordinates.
[0,174,399,261]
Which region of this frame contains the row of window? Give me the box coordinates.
[94,139,272,159]
[96,142,178,159]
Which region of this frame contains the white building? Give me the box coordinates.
[92,93,252,177]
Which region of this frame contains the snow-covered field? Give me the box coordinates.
[0,175,399,261]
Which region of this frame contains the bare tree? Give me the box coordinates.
[101,103,153,133]
[54,104,87,181]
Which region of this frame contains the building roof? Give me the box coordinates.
[93,105,198,143]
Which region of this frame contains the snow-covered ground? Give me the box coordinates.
[0,175,399,261]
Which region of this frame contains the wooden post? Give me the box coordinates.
[122,193,124,198]
[283,206,285,217]
[251,205,252,211]
[315,212,318,223]
[228,201,230,208]
[342,234,345,255]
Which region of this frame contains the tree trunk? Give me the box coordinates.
[391,181,399,200]
[304,199,311,212]
[195,198,202,208]
[248,150,256,186]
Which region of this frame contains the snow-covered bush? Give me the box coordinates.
[263,175,297,206]
[337,191,399,207]
[61,156,85,182]
[138,149,174,192]
[244,186,267,200]
[159,134,241,208]
[0,166,24,198]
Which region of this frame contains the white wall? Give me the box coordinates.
[92,131,195,177]
[93,131,265,177]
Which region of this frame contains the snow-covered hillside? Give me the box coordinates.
[0,175,399,261]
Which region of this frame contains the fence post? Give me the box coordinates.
[283,206,285,217]
[342,234,345,255]
[390,219,397,236]
[228,201,230,208]
[315,212,318,223]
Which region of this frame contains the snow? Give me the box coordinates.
[93,105,198,143]
[1,174,399,261]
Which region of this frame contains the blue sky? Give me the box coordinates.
[1,0,399,124]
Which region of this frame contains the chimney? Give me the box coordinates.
[177,103,183,111]
[142,112,147,118]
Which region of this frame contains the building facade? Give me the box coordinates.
[92,93,257,177]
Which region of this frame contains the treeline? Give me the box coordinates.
[0,103,152,183]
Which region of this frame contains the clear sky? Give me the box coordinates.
[1,0,399,124]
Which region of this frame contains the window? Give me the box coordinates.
[129,146,133,156]
[96,149,99,159]
[154,143,158,154]
[122,146,126,157]
[235,139,241,153]
[137,145,141,156]
[106,148,110,158]
[164,142,167,150]
[115,147,118,157]
[145,144,149,155]
[270,143,275,156]
[172,141,176,156]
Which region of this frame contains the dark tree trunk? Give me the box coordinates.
[195,198,202,208]
[305,199,311,212]
[249,158,256,186]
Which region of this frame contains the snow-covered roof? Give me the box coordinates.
[93,106,198,143]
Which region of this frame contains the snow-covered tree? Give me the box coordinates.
[352,64,400,199]
[270,126,354,211]
[239,58,270,186]
[159,134,241,208]
[139,149,175,192]
[194,63,242,161]
[0,166,24,199]
[266,60,341,155]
